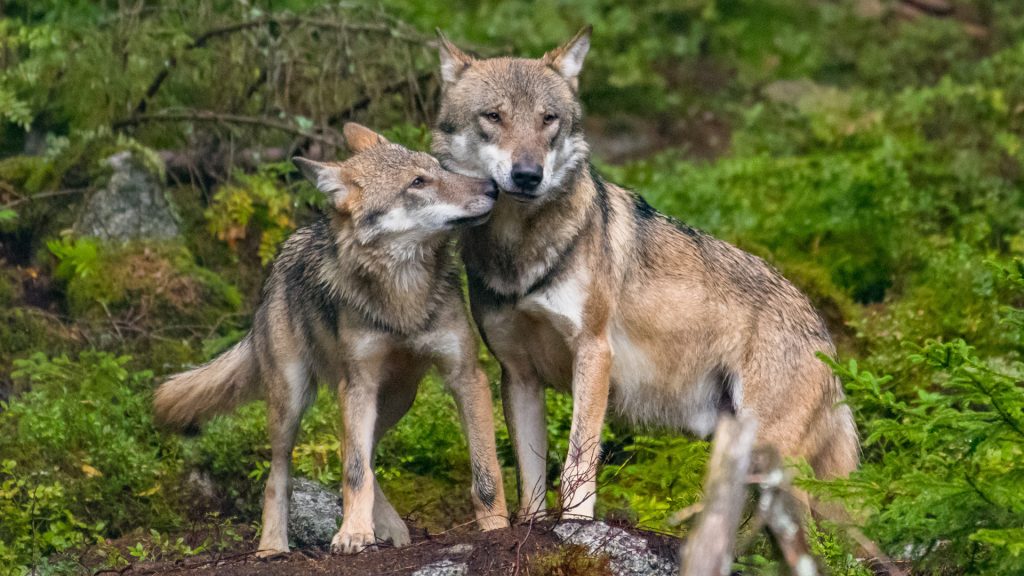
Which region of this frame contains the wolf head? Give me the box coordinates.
[294,123,497,245]
[432,27,592,203]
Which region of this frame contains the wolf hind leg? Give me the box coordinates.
[257,359,316,557]
[501,364,548,522]
[366,368,422,548]
[371,479,410,547]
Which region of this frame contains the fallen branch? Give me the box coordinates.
[680,413,758,576]
[751,448,819,576]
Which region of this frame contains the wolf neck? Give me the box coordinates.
[328,218,449,334]
[463,162,597,298]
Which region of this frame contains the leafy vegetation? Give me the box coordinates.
[2,1,1023,574]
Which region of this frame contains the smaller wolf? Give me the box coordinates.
[153,123,509,556]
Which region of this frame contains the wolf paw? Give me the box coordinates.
[254,541,289,558]
[477,514,510,531]
[331,530,377,555]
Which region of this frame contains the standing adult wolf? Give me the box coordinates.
[154,123,508,555]
[432,28,858,520]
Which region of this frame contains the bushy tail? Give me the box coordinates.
[153,335,259,433]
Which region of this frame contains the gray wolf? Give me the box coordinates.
[153,123,509,555]
[431,28,859,520]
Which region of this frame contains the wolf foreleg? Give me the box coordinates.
[447,367,510,530]
[559,335,611,520]
[333,378,379,555]
[501,363,549,522]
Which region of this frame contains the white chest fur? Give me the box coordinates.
[517,268,590,340]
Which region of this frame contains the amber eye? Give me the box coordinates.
[409,176,426,189]
[483,111,502,123]
[543,113,559,126]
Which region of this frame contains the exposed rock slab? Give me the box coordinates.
[554,521,678,576]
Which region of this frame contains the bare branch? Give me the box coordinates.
[680,414,758,576]
[112,110,343,149]
[0,188,92,211]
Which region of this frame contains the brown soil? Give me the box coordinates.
[114,522,680,576]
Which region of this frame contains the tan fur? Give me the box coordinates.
[153,336,256,431]
[433,30,860,521]
[153,124,508,556]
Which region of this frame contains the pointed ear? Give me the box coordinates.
[292,157,349,206]
[436,29,475,86]
[543,25,592,92]
[343,123,390,153]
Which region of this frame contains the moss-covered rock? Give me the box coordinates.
[45,239,244,374]
[74,150,179,242]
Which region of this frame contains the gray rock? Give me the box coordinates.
[287,477,342,549]
[439,543,474,556]
[554,521,677,576]
[74,150,179,241]
[411,559,468,576]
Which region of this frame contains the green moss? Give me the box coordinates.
[0,155,59,194]
[0,267,20,307]
[56,240,241,330]
[530,544,613,576]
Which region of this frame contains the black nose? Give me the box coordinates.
[511,162,544,191]
[483,179,499,199]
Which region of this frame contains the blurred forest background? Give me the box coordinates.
[1,0,1023,574]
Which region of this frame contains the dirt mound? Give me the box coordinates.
[124,521,680,576]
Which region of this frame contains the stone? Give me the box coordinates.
[439,543,475,556]
[74,150,179,241]
[554,521,677,576]
[287,478,343,549]
[411,559,469,576]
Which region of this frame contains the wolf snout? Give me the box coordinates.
[511,162,543,192]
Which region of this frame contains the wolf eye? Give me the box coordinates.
[483,111,501,124]
[409,176,427,189]
[543,113,559,125]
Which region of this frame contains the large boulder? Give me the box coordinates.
[74,150,179,241]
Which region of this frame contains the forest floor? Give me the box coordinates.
[103,522,681,576]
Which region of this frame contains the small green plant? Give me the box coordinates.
[47,237,100,280]
[598,435,708,532]
[813,259,1024,575]
[0,352,185,571]
[205,162,320,265]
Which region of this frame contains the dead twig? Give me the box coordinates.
[113,110,343,149]
[0,188,92,211]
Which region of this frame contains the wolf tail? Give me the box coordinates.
[153,335,259,433]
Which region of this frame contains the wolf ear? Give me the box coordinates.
[436,30,475,86]
[293,157,349,206]
[543,25,592,92]
[343,123,390,153]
